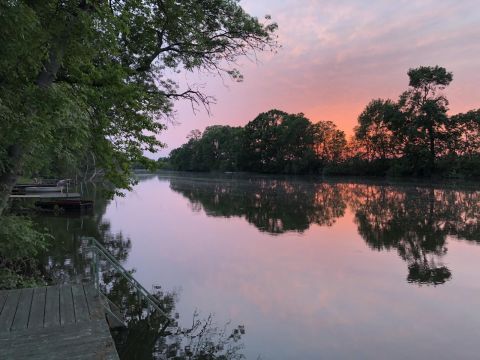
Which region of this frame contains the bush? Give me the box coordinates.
[0,216,51,289]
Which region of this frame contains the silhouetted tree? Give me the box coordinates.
[355,99,403,161]
[242,110,316,174]
[312,121,347,165]
[398,66,453,173]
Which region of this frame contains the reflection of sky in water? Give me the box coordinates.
[104,176,480,360]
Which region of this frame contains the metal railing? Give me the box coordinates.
[99,292,126,328]
[81,236,169,323]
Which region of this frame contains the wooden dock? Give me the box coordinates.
[0,284,119,359]
[9,192,81,199]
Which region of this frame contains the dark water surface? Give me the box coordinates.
[37,173,480,359]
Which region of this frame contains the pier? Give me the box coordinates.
[0,283,119,359]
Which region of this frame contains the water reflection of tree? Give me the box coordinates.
[349,184,480,285]
[169,178,346,234]
[169,175,480,286]
[108,281,246,360]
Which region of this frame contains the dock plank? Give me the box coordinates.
[0,290,8,310]
[11,288,34,330]
[28,287,46,329]
[0,290,21,332]
[44,286,60,328]
[60,285,75,325]
[72,284,89,322]
[84,284,104,320]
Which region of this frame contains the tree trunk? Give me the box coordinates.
[0,4,93,217]
[428,126,435,174]
[0,51,63,216]
[0,144,23,216]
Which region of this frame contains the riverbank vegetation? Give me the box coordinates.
[0,215,51,288]
[169,66,480,179]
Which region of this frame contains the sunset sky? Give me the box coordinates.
[157,0,480,156]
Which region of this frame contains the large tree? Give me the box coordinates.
[354,99,402,161]
[0,0,278,214]
[242,109,315,174]
[398,66,453,173]
[312,120,347,164]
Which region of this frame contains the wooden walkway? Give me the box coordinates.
[0,284,119,359]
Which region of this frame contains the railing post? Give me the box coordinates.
[92,247,99,290]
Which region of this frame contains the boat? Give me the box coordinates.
[34,199,94,212]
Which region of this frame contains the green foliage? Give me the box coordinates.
[0,216,51,289]
[156,157,173,170]
[170,110,348,174]
[242,110,317,173]
[170,125,245,172]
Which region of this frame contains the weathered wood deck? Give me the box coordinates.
[0,284,119,359]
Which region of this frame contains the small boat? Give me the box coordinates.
[35,199,94,212]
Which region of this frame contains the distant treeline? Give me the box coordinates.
[165,66,480,178]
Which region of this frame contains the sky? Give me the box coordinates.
[156,0,480,157]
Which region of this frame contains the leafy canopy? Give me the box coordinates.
[0,0,278,191]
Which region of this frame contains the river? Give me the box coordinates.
[35,173,480,359]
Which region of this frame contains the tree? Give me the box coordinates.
[447,109,480,157]
[169,125,244,172]
[276,114,316,173]
[312,120,347,164]
[398,66,453,173]
[186,130,203,142]
[242,110,315,173]
[354,99,402,161]
[0,0,278,214]
[198,125,244,171]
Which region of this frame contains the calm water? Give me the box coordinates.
[37,173,480,359]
